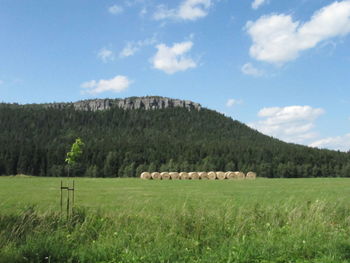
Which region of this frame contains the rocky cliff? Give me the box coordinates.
[44,96,201,111]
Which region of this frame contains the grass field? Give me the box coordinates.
[1,177,350,262]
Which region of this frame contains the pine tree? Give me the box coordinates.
[104,151,118,177]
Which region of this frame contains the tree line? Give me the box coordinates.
[1,103,350,178]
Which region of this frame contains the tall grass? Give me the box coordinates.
[2,200,350,263]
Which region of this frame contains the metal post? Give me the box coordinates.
[60,180,63,214]
[72,180,75,207]
[60,179,76,219]
[66,183,70,219]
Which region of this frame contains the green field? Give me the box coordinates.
[2,177,350,262]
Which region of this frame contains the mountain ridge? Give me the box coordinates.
[40,96,202,111]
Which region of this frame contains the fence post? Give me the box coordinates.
[72,180,75,207]
[66,183,70,219]
[60,180,76,219]
[60,180,63,214]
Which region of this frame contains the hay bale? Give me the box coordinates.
[189,172,199,180]
[198,172,208,180]
[225,171,235,180]
[246,171,257,179]
[161,172,171,180]
[179,172,189,180]
[234,171,245,179]
[216,171,226,180]
[140,172,151,180]
[151,172,161,180]
[169,172,179,180]
[207,171,217,180]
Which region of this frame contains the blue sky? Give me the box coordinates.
[1,0,350,151]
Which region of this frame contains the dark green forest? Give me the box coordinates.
[1,102,350,178]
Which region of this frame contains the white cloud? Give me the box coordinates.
[151,41,197,74]
[252,0,267,10]
[154,6,176,20]
[310,134,350,151]
[108,5,124,15]
[226,98,243,107]
[81,75,132,94]
[250,106,325,144]
[241,63,264,77]
[0,80,3,85]
[120,43,139,58]
[246,0,350,64]
[97,48,115,62]
[154,0,211,21]
[120,36,157,58]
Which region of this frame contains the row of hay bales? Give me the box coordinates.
[140,171,257,180]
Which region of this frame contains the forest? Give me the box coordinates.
[1,102,350,178]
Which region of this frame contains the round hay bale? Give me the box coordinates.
[198,172,208,180]
[189,172,199,180]
[151,172,161,180]
[169,172,179,180]
[225,171,235,180]
[246,171,257,179]
[216,171,226,180]
[207,171,217,180]
[234,171,245,179]
[160,172,171,180]
[179,172,189,180]
[140,172,151,180]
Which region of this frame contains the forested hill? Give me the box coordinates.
[1,97,350,178]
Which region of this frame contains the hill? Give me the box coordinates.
[0,96,349,177]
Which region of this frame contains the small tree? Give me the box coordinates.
[65,138,84,177]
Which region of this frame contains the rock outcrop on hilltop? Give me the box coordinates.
[44,96,201,111]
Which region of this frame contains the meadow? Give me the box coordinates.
[1,177,350,262]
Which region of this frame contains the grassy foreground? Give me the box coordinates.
[1,177,350,262]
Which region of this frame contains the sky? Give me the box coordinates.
[1,0,350,151]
